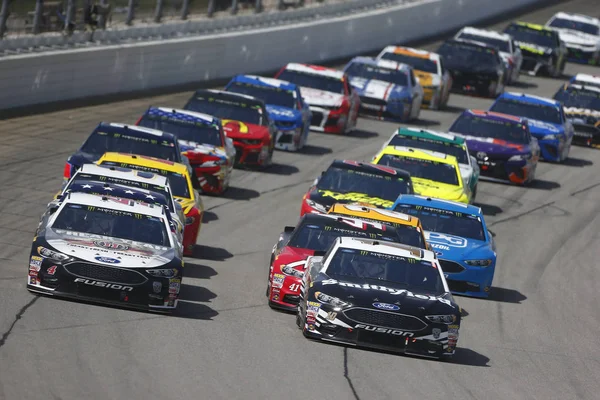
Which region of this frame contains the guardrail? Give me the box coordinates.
[0,0,552,112]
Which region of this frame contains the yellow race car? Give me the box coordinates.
[372,146,472,204]
[96,152,204,256]
[327,202,430,250]
[375,46,452,110]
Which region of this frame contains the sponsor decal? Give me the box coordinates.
[321,279,454,307]
[326,312,337,321]
[169,281,180,294]
[372,302,400,311]
[74,278,133,291]
[317,190,394,208]
[94,256,121,264]
[476,151,487,160]
[153,281,163,293]
[29,256,42,271]
[93,240,130,251]
[29,276,38,285]
[272,293,280,301]
[272,273,285,289]
[427,232,468,248]
[307,301,321,314]
[430,243,450,251]
[355,324,415,337]
[46,266,57,276]
[432,328,441,339]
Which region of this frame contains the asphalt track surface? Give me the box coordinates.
[1,1,600,399]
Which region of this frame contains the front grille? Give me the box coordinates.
[542,144,558,159]
[573,124,599,137]
[520,58,538,71]
[277,132,293,144]
[343,308,427,331]
[359,96,386,106]
[64,263,147,285]
[311,112,324,127]
[447,279,480,293]
[438,259,465,274]
[244,152,260,164]
[283,294,300,306]
[358,330,407,349]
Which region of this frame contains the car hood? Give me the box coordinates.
[222,119,270,141]
[308,188,396,210]
[178,140,227,157]
[554,29,599,46]
[450,132,530,156]
[411,177,466,201]
[425,231,493,260]
[273,246,316,274]
[312,275,457,312]
[527,119,563,138]
[299,87,344,108]
[414,70,441,88]
[514,41,553,55]
[45,229,174,268]
[349,77,408,101]
[266,105,301,122]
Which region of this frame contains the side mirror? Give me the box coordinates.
[284,226,295,233]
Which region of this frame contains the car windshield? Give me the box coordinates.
[389,134,469,163]
[52,203,170,246]
[277,69,345,94]
[378,52,438,74]
[287,221,403,250]
[345,62,409,86]
[138,115,222,147]
[377,155,459,186]
[326,247,445,295]
[554,88,600,110]
[227,82,296,109]
[450,114,530,144]
[184,95,266,126]
[456,32,510,52]
[394,203,485,241]
[80,130,178,161]
[504,25,556,48]
[490,98,562,124]
[437,42,499,72]
[548,18,600,35]
[316,167,412,204]
[64,179,170,207]
[98,161,190,199]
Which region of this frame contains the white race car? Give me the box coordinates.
[455,26,523,84]
[546,12,600,65]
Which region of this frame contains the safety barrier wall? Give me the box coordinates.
[0,0,548,111]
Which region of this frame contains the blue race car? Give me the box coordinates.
[224,75,311,151]
[391,195,497,298]
[343,57,424,122]
[489,92,574,162]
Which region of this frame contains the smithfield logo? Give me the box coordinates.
[372,302,400,311]
[94,256,120,264]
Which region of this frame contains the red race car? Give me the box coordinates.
[275,63,360,134]
[183,89,275,168]
[267,213,418,311]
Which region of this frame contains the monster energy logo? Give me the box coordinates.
[325,226,332,231]
[416,206,423,210]
[99,176,107,181]
[151,140,158,144]
[114,133,121,138]
[456,212,462,217]
[141,183,149,188]
[360,250,368,256]
[134,213,142,219]
[407,258,416,264]
[369,233,376,239]
[87,206,96,211]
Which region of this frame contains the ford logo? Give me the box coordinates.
[94,256,120,264]
[372,302,399,311]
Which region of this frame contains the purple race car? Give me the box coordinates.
[448,109,540,185]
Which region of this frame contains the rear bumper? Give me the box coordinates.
[476,157,537,185]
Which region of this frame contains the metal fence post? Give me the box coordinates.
[277,0,285,11]
[231,0,239,15]
[180,0,190,20]
[0,0,9,39]
[32,0,44,34]
[207,0,216,18]
[254,0,262,13]
[154,0,164,23]
[126,0,135,25]
[97,0,109,28]
[64,0,75,33]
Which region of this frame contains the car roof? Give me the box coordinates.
[564,83,600,94]
[511,21,555,33]
[444,38,498,52]
[379,46,441,61]
[333,236,436,262]
[458,26,511,41]
[146,107,220,126]
[60,192,166,218]
[395,127,466,145]
[499,92,560,107]
[464,109,526,123]
[330,159,412,179]
[328,203,421,227]
[572,73,600,85]
[95,122,174,139]
[284,63,345,79]
[379,146,460,165]
[77,164,169,186]
[550,12,600,26]
[231,75,298,91]
[63,180,169,206]
[98,152,189,174]
[348,56,412,74]
[189,89,266,107]
[394,194,483,216]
